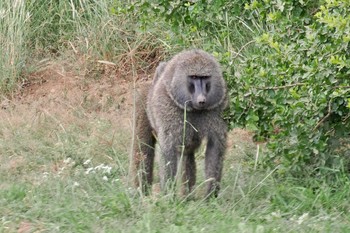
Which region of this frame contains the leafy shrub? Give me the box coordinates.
[128,0,258,54]
[229,0,350,178]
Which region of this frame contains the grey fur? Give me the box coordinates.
[152,61,167,85]
[132,49,228,198]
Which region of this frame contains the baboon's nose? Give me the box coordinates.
[197,94,206,106]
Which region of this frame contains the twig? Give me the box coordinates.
[232,40,255,59]
[334,85,350,89]
[243,83,306,97]
[313,99,332,131]
[254,144,260,171]
[244,83,349,97]
[256,83,306,90]
[342,114,350,123]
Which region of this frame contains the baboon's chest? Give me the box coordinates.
[184,112,209,139]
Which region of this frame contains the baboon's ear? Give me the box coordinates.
[153,62,167,85]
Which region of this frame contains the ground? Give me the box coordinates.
[2,59,349,233]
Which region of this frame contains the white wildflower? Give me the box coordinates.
[63,157,72,164]
[42,172,49,178]
[95,164,112,174]
[85,167,94,174]
[73,182,80,187]
[296,213,309,225]
[83,159,92,165]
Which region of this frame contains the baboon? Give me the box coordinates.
[132,49,228,198]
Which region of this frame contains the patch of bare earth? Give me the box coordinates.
[1,59,141,131]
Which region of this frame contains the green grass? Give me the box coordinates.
[0,0,28,92]
[1,102,350,232]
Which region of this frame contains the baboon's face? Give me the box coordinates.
[166,50,227,111]
[187,75,211,110]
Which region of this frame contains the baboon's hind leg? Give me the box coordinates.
[133,119,156,193]
[132,84,156,194]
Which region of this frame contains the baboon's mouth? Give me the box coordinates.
[187,100,206,111]
[193,104,207,111]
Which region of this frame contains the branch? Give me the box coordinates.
[342,114,350,123]
[232,40,255,59]
[313,99,332,131]
[256,83,306,90]
[334,85,350,89]
[243,83,305,97]
[243,83,349,97]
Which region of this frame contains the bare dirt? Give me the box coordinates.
[1,59,137,128]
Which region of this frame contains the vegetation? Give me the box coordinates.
[1,0,350,232]
[233,0,350,179]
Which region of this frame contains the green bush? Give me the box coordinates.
[230,0,350,178]
[129,0,259,54]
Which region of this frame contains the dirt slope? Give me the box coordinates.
[1,60,138,128]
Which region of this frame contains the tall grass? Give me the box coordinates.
[25,0,117,56]
[0,0,28,93]
[0,0,166,94]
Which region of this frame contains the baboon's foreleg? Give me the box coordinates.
[159,139,179,192]
[204,135,226,198]
[183,152,196,195]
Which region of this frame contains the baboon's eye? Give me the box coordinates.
[206,82,211,92]
[188,75,210,79]
[189,83,195,94]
